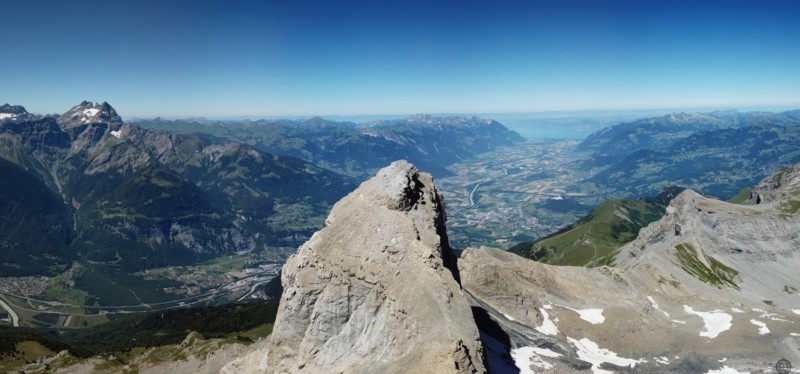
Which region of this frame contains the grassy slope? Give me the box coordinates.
[511,187,684,266]
[727,188,751,204]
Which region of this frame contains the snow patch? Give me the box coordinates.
[648,296,671,317]
[110,130,121,139]
[567,337,644,374]
[654,356,670,365]
[750,319,770,334]
[792,309,800,315]
[535,306,559,336]
[683,305,732,338]
[705,365,749,374]
[719,357,727,363]
[730,308,744,313]
[82,108,99,117]
[791,333,800,337]
[562,306,605,324]
[0,113,16,120]
[753,308,789,322]
[511,346,562,372]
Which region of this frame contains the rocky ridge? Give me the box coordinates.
[224,161,484,373]
[461,165,800,373]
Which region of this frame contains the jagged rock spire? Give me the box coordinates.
[224,160,484,373]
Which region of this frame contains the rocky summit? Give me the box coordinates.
[225,160,484,373]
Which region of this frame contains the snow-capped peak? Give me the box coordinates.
[0,104,30,121]
[59,100,122,127]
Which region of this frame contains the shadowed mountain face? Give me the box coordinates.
[134,114,525,179]
[0,102,356,275]
[0,157,74,276]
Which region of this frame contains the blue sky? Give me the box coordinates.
[1,0,799,117]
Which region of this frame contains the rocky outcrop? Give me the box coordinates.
[749,164,800,205]
[615,186,800,307]
[226,160,484,373]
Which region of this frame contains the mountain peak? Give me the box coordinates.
[226,160,484,373]
[0,103,29,114]
[59,100,122,127]
[0,104,29,121]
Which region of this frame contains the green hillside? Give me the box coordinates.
[511,187,684,266]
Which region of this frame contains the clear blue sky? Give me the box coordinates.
[1,0,799,117]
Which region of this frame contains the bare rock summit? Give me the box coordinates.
[224,160,484,373]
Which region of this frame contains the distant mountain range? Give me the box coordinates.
[578,109,800,168]
[0,103,523,277]
[0,101,355,275]
[577,109,800,199]
[134,114,525,178]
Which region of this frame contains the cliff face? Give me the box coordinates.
[226,160,484,373]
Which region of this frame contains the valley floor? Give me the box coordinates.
[439,139,603,249]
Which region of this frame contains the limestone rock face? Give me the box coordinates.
[229,160,484,373]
